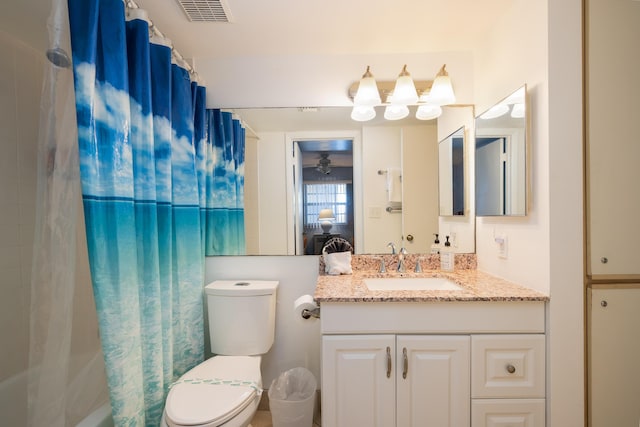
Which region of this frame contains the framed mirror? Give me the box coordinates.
[438,126,465,216]
[475,85,528,216]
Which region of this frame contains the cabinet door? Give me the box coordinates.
[590,288,640,426]
[322,335,395,427]
[472,399,545,427]
[397,335,471,427]
[586,0,640,276]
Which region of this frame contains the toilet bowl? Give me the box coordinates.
[162,356,262,427]
[161,280,278,427]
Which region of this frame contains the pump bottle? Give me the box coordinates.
[430,234,441,254]
[440,235,454,271]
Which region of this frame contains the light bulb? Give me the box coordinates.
[384,104,409,120]
[351,105,376,121]
[416,104,442,120]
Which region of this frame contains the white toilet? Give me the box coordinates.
[162,280,279,427]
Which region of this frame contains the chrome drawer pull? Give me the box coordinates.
[386,346,392,378]
[402,347,408,379]
[506,364,516,374]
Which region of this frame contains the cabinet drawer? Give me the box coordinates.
[471,335,545,398]
[472,399,545,427]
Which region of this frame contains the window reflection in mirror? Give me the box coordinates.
[475,85,527,216]
[438,126,465,216]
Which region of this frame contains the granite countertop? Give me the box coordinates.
[314,255,549,303]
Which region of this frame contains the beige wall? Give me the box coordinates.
[0,30,43,424]
[0,30,107,425]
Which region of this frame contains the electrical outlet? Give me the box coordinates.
[495,235,508,259]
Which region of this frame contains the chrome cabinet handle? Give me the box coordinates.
[403,347,408,379]
[506,364,516,374]
[386,346,392,378]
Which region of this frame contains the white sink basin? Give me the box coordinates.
[364,277,463,291]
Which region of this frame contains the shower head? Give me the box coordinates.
[46,47,71,69]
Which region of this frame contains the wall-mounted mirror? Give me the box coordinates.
[438,126,465,216]
[226,106,475,255]
[475,85,527,216]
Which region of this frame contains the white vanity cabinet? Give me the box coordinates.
[320,301,546,427]
[322,334,470,427]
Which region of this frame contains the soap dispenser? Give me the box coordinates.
[440,235,454,271]
[430,234,441,254]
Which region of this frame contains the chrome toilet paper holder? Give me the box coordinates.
[301,306,320,319]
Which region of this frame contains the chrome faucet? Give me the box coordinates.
[397,247,408,272]
[387,242,396,254]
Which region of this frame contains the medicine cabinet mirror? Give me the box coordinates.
[438,126,465,216]
[475,85,528,216]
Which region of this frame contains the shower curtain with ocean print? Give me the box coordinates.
[68,0,245,424]
[205,110,246,255]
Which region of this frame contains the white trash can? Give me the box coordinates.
[268,367,316,427]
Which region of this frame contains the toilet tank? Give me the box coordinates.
[205,280,278,356]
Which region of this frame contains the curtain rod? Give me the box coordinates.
[123,0,201,83]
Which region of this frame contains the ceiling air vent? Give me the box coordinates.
[175,0,234,22]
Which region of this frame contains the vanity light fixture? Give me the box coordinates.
[349,64,456,122]
[479,86,526,120]
[510,103,525,118]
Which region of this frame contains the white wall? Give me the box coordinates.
[473,1,585,425]
[197,52,475,109]
[547,0,585,425]
[204,256,321,389]
[473,1,550,293]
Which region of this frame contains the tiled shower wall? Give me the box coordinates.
[0,29,108,425]
[0,30,43,425]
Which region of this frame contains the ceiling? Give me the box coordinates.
[1,0,513,132]
[2,0,512,70]
[132,0,513,58]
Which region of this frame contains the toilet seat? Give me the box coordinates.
[164,356,262,427]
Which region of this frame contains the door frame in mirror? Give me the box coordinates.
[438,125,466,217]
[285,130,363,255]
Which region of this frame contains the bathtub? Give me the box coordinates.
[0,350,110,426]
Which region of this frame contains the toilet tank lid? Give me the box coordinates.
[205,280,279,296]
